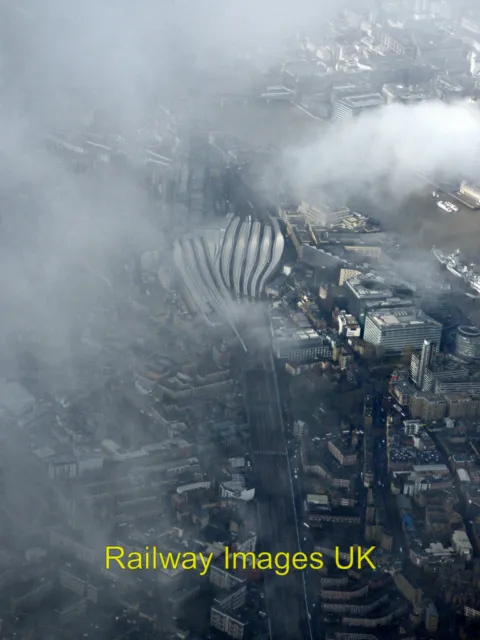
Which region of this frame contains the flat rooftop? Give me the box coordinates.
[346,274,392,299]
[383,83,438,101]
[367,307,441,329]
[272,324,331,345]
[337,93,385,109]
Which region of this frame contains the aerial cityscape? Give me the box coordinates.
[2,0,480,638]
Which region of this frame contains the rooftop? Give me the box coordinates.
[346,274,392,299]
[383,83,438,102]
[271,315,332,345]
[367,307,441,329]
[337,93,385,109]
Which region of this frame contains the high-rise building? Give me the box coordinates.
[363,307,442,355]
[411,339,437,389]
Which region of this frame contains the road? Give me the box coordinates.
[244,351,314,640]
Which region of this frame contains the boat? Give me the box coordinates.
[432,191,439,198]
[432,246,480,295]
[468,275,480,293]
[446,260,464,278]
[432,246,448,265]
[437,200,455,213]
[444,200,459,212]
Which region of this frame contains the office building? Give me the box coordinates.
[271,320,334,361]
[345,273,393,321]
[363,307,442,355]
[332,93,385,121]
[456,325,480,360]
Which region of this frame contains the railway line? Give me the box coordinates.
[244,349,313,640]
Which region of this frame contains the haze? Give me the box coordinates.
[287,99,480,200]
[0,0,340,358]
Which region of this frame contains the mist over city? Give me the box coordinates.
[288,99,480,198]
[1,0,480,639]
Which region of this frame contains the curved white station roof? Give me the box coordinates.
[173,214,284,318]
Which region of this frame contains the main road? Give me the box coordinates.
[244,345,314,640]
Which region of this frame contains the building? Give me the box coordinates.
[444,393,480,419]
[411,340,437,389]
[424,600,439,633]
[294,420,307,437]
[363,307,442,355]
[339,268,361,286]
[452,530,473,561]
[459,181,480,207]
[210,607,247,639]
[328,438,357,466]
[332,93,385,121]
[409,392,446,421]
[380,28,417,58]
[270,315,334,361]
[413,354,480,395]
[173,213,284,321]
[210,565,245,591]
[337,313,361,338]
[393,573,423,606]
[382,83,438,105]
[343,244,382,259]
[298,197,351,228]
[344,273,393,321]
[456,325,480,360]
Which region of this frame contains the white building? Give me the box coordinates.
[338,313,361,337]
[363,307,442,355]
[452,530,473,560]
